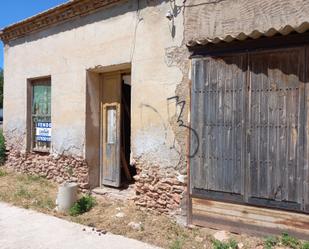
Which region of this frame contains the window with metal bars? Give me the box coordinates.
[31,79,51,152]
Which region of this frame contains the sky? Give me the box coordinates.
[0,0,68,69]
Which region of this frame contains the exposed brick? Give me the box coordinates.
[6,149,89,189]
[133,160,186,214]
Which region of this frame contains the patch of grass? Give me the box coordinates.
[264,233,308,249]
[35,197,55,210]
[281,233,300,249]
[169,238,184,249]
[17,174,44,184]
[16,174,30,183]
[69,195,96,216]
[212,239,238,249]
[14,186,33,199]
[0,170,57,212]
[0,168,7,177]
[302,242,309,249]
[264,236,279,249]
[27,174,43,182]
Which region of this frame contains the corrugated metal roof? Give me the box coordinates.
[187,22,309,47]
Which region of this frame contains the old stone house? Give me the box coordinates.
[1,0,309,238]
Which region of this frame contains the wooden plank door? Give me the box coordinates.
[190,54,247,201]
[304,47,309,213]
[190,47,308,213]
[101,73,122,187]
[247,48,306,210]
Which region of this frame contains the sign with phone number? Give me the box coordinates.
[36,122,51,142]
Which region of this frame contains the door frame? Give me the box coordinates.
[99,72,122,188]
[99,69,131,188]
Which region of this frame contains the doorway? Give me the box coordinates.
[100,71,134,188]
[190,47,308,212]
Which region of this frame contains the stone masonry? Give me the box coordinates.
[133,160,187,214]
[6,149,90,189]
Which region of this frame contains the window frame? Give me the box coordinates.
[27,77,52,153]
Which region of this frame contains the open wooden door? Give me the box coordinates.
[100,73,122,187]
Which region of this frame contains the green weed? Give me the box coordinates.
[14,186,33,199]
[69,195,96,216]
[169,238,184,249]
[0,168,7,177]
[302,242,309,249]
[264,236,279,249]
[27,174,43,182]
[281,232,300,249]
[212,239,238,249]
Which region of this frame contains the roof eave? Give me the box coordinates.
[0,0,125,43]
[187,22,309,47]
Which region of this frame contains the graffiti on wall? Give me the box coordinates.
[139,96,199,159]
[167,96,199,158]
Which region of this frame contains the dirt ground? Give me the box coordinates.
[0,167,308,249]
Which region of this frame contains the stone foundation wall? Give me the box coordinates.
[6,149,90,189]
[6,150,187,214]
[133,161,187,215]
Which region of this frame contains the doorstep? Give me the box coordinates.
[92,185,135,201]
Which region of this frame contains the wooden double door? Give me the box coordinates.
[190,47,309,213]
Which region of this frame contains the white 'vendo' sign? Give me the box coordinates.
[36,122,52,142]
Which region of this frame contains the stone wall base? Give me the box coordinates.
[5,150,187,215]
[133,161,187,215]
[5,149,90,189]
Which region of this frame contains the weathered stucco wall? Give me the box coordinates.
[4,1,136,156]
[184,0,309,44]
[4,0,185,157]
[3,0,189,205]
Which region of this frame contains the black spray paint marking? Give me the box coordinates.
[167,96,199,158]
